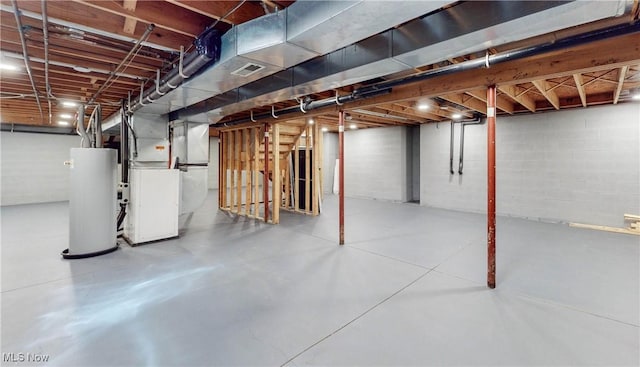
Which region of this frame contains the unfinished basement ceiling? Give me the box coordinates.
[0,0,639,133]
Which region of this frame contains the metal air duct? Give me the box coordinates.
[132,0,449,116]
[169,0,632,124]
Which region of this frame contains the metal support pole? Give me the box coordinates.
[338,111,345,245]
[487,85,497,289]
[264,123,270,223]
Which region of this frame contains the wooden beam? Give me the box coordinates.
[13,0,191,51]
[498,85,537,113]
[573,73,588,107]
[122,0,138,35]
[532,80,560,110]
[252,33,640,125]
[570,222,640,236]
[613,66,629,104]
[166,0,265,25]
[466,90,515,114]
[71,0,208,38]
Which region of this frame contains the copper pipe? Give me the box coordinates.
[487,85,497,289]
[338,111,345,245]
[264,124,270,223]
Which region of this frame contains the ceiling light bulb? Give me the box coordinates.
[0,63,18,71]
[62,101,78,107]
[452,113,462,119]
[632,93,640,101]
[417,103,430,111]
[72,66,92,73]
[58,121,70,126]
[349,124,357,130]
[321,127,329,132]
[308,118,314,125]
[59,113,72,119]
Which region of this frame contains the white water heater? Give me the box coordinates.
[63,148,118,259]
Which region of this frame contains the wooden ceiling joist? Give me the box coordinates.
[70,0,209,38]
[122,0,138,35]
[572,74,588,107]
[613,66,629,104]
[532,80,560,110]
[439,93,486,115]
[7,1,193,51]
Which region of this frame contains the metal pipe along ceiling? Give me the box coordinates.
[215,21,640,128]
[12,0,43,119]
[87,24,156,106]
[166,0,631,125]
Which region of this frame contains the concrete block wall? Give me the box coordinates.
[344,126,408,202]
[322,132,338,194]
[1,132,81,206]
[421,103,640,226]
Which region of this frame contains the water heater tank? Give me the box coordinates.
[62,148,118,259]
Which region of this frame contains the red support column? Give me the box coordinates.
[338,111,345,245]
[264,124,270,223]
[487,85,497,289]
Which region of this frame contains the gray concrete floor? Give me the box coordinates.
[1,191,638,366]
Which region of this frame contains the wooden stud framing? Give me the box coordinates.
[235,129,242,214]
[244,128,251,216]
[229,130,235,211]
[284,154,291,208]
[220,132,227,208]
[253,126,260,219]
[312,122,320,216]
[272,123,281,224]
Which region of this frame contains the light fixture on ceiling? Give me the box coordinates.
[417,103,430,111]
[308,118,314,125]
[0,63,19,71]
[349,123,357,130]
[61,101,78,107]
[59,113,72,119]
[72,66,92,73]
[321,127,329,132]
[58,121,70,126]
[452,113,462,119]
[632,89,640,101]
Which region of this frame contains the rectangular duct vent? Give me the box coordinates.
[231,62,266,77]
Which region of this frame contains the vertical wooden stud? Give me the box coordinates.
[272,123,280,224]
[253,127,260,218]
[235,129,242,214]
[244,128,251,216]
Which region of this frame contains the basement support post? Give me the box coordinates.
[487,85,497,289]
[264,123,270,223]
[338,111,345,245]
